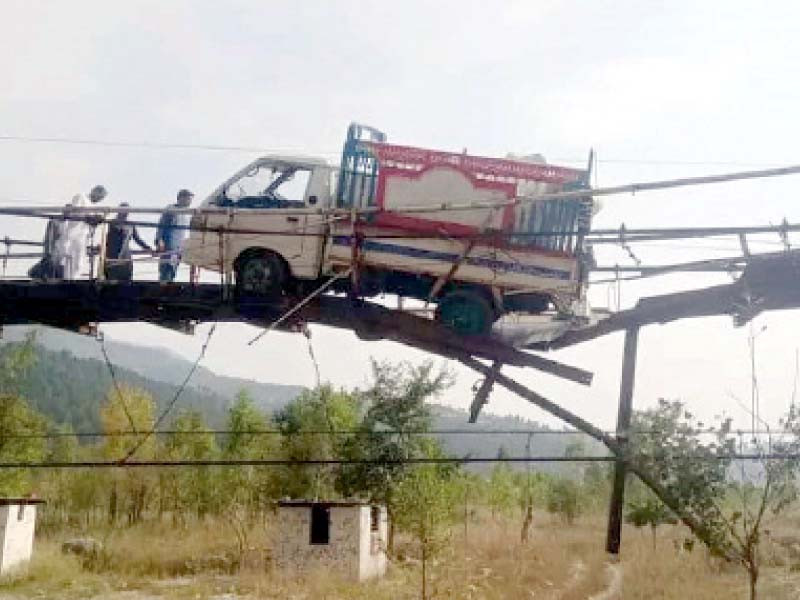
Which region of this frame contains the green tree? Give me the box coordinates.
[392,440,458,600]
[336,360,451,551]
[163,410,218,520]
[450,470,484,547]
[0,395,46,496]
[0,333,45,496]
[222,390,278,515]
[629,399,800,600]
[0,333,37,396]
[274,385,359,499]
[38,423,79,526]
[487,462,518,519]
[625,495,677,550]
[100,384,156,525]
[546,477,581,524]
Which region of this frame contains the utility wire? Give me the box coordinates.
[0,135,304,154]
[1,453,798,469]
[0,133,790,168]
[12,427,788,440]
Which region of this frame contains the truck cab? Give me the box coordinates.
[183,155,334,294]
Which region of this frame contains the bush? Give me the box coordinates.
[546,478,581,524]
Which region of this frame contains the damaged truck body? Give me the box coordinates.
[183,123,595,335]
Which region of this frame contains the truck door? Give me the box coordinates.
[207,161,326,280]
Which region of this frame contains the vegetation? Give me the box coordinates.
[628,399,800,600]
[625,495,678,549]
[5,336,800,598]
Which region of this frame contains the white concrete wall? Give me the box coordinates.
[0,504,37,575]
[357,505,387,581]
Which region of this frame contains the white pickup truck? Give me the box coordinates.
[183,124,594,335]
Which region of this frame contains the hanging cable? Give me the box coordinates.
[247,268,352,346]
[121,323,217,461]
[98,333,139,435]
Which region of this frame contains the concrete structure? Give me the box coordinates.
[275,500,387,581]
[0,498,44,575]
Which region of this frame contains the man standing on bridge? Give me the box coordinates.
[58,184,107,279]
[155,189,193,283]
[104,203,152,281]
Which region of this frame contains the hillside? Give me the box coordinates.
[0,325,598,465]
[431,404,600,464]
[1,325,303,418]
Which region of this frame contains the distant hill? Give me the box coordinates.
[0,325,600,469]
[430,404,602,472]
[1,325,303,420]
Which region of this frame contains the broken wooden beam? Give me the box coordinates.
[536,251,800,350]
[469,360,502,423]
[0,280,593,387]
[295,297,593,385]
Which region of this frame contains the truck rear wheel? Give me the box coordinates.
[235,250,287,298]
[435,290,495,336]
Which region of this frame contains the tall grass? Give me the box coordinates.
[5,511,800,599]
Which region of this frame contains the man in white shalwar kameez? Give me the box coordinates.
[58,185,107,279]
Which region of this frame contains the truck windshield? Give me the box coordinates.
[218,165,310,208]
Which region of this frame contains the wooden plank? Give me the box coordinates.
[0,280,593,386]
[536,253,800,350]
[297,297,593,385]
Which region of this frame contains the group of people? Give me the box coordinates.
[32,186,194,284]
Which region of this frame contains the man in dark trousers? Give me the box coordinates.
[155,189,193,283]
[103,203,151,281]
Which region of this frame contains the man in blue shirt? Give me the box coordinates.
[155,189,193,283]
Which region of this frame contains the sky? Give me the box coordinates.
[2,0,800,431]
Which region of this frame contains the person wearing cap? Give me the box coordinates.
[103,203,151,281]
[86,185,109,278]
[88,185,107,205]
[155,189,193,283]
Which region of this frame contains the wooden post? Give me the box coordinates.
[605,326,640,555]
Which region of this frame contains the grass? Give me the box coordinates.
[4,511,800,599]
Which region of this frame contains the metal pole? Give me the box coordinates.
[605,326,640,555]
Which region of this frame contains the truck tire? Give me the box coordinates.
[235,250,287,298]
[435,290,496,336]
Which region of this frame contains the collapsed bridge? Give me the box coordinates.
[3,137,800,557]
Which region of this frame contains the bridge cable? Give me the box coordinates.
[98,334,140,435]
[247,267,352,346]
[121,322,217,462]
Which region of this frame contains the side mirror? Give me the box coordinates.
[308,195,318,206]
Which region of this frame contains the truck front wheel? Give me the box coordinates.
[235,250,287,298]
[435,290,496,336]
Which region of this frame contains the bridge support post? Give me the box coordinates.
[605,326,640,556]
